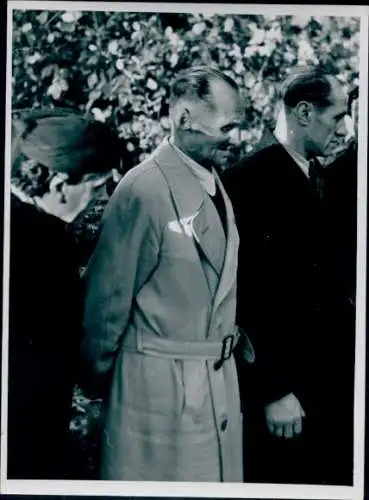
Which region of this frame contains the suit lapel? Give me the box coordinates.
[153,138,226,280]
[258,129,322,206]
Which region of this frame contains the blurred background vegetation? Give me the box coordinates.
[11,9,361,478]
[13,10,360,164]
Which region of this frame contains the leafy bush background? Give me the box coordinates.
[13,11,360,163]
[11,9,360,478]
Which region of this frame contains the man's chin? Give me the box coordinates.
[214,151,239,171]
[324,142,353,159]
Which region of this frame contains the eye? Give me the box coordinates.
[221,124,236,134]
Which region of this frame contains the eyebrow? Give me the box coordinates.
[335,111,347,121]
[222,119,243,130]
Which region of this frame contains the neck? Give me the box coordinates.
[274,109,308,159]
[170,132,213,172]
[171,131,187,155]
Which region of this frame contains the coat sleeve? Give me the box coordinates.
[81,175,161,380]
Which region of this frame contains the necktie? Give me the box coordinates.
[210,186,227,236]
[308,157,325,199]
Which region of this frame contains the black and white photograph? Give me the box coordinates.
[1,2,368,498]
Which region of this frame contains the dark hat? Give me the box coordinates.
[12,108,121,178]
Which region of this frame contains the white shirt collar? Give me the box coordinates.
[169,136,216,196]
[273,129,310,178]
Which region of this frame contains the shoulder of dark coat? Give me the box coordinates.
[325,144,358,181]
[11,196,68,238]
[10,197,77,273]
[222,144,283,190]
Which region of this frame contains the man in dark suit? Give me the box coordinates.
[222,67,356,485]
[322,86,358,307]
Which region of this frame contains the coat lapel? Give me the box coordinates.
[257,128,322,205]
[153,138,226,281]
[208,171,239,331]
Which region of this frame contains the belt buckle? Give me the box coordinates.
[213,334,235,371]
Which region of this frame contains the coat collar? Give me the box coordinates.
[168,136,216,196]
[153,138,225,275]
[152,137,206,219]
[152,138,239,323]
[254,128,315,188]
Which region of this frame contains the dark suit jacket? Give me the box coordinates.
[322,142,357,305]
[222,132,356,413]
[222,132,356,484]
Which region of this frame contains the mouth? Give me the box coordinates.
[217,145,231,153]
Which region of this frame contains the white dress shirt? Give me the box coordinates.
[274,129,310,178]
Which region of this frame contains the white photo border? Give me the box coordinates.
[2,2,368,499]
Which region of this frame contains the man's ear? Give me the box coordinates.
[178,108,192,131]
[294,101,314,127]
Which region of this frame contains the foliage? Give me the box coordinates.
[13,10,360,166]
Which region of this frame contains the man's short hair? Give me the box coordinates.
[279,66,335,110]
[169,66,239,109]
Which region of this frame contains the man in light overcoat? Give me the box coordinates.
[82,67,252,482]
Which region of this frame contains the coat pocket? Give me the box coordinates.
[180,360,213,429]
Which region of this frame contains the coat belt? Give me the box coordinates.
[120,325,241,369]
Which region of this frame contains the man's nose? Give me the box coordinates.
[343,115,355,140]
[336,118,348,137]
[227,128,241,145]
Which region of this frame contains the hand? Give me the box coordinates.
[264,392,306,439]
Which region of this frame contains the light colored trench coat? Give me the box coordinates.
[82,137,251,482]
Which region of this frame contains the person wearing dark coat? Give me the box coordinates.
[222,67,356,485]
[7,194,82,479]
[7,108,120,479]
[322,85,358,307]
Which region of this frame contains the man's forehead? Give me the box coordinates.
[209,80,244,114]
[328,76,347,107]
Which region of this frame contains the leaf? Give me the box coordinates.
[234,60,245,75]
[47,81,63,100]
[38,11,49,24]
[192,22,206,36]
[60,78,69,91]
[146,77,158,91]
[116,59,124,71]
[169,53,179,68]
[47,33,56,44]
[27,52,42,65]
[87,72,98,89]
[160,116,170,129]
[224,17,234,33]
[61,11,83,23]
[108,40,119,55]
[290,15,308,29]
[60,22,76,33]
[21,23,32,33]
[249,27,265,45]
[91,107,107,122]
[297,39,317,63]
[41,64,55,79]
